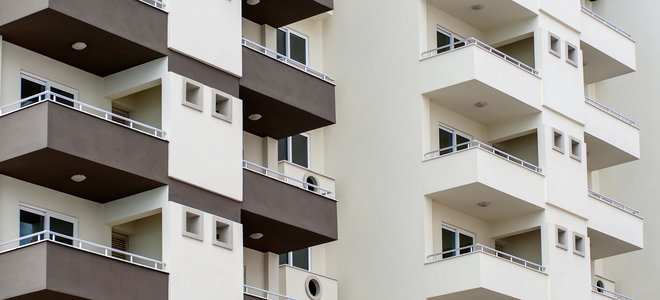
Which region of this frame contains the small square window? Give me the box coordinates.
[573,232,585,256]
[570,137,582,161]
[549,33,561,57]
[183,80,203,111]
[182,207,203,241]
[566,42,578,67]
[556,225,568,250]
[212,216,233,250]
[212,90,232,123]
[552,128,564,153]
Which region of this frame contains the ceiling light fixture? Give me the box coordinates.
[474,101,488,108]
[471,4,484,10]
[71,42,87,51]
[246,0,260,5]
[477,201,491,207]
[248,113,262,121]
[71,174,87,182]
[249,232,264,240]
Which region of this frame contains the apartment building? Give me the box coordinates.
[0,0,338,299]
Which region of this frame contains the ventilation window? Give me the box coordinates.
[183,80,203,111]
[213,216,233,250]
[573,232,585,256]
[305,276,322,299]
[111,231,129,260]
[556,225,568,250]
[212,90,232,123]
[305,176,318,192]
[552,128,564,153]
[570,137,582,161]
[182,207,203,241]
[549,33,561,57]
[566,42,578,67]
[596,280,605,293]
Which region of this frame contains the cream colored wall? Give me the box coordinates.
[112,85,162,128]
[243,132,264,165]
[539,0,581,32]
[167,0,242,77]
[425,2,484,52]
[493,132,539,166]
[496,37,535,68]
[431,202,493,254]
[244,247,266,289]
[286,18,325,71]
[242,18,263,45]
[103,58,166,100]
[496,229,542,264]
[280,265,338,300]
[127,213,162,261]
[427,100,487,152]
[164,72,243,201]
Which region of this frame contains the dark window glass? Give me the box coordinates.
[279,253,289,265]
[51,87,75,107]
[456,134,470,151]
[292,248,309,270]
[289,34,307,65]
[437,31,451,53]
[19,210,44,245]
[439,128,454,155]
[459,233,474,254]
[291,134,309,168]
[20,78,45,107]
[442,228,456,258]
[278,138,288,161]
[50,217,74,245]
[276,29,287,57]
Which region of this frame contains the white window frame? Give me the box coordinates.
[280,247,311,271]
[436,26,465,52]
[19,204,79,238]
[279,133,311,168]
[277,27,309,65]
[438,124,472,153]
[441,223,475,257]
[21,72,79,102]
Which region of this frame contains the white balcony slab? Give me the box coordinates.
[587,192,643,259]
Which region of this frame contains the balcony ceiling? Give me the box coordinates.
[429,288,517,300]
[581,41,635,84]
[427,0,536,31]
[242,0,333,28]
[588,228,641,259]
[585,132,638,171]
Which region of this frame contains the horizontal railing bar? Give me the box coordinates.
[581,6,634,41]
[592,284,635,300]
[426,243,546,272]
[585,96,638,128]
[588,189,641,217]
[241,38,335,84]
[243,160,335,199]
[424,140,542,174]
[244,284,298,300]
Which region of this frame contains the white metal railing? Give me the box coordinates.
[138,0,166,10]
[420,37,539,76]
[0,91,166,139]
[426,243,546,272]
[243,160,334,199]
[588,189,641,217]
[244,284,298,300]
[581,6,634,41]
[585,96,638,128]
[592,284,634,300]
[424,140,542,174]
[0,230,165,270]
[241,38,335,84]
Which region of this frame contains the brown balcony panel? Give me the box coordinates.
[0,0,167,77]
[241,47,335,139]
[242,0,333,28]
[0,102,168,203]
[0,242,168,300]
[242,169,337,253]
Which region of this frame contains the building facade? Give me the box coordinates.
[0,0,645,299]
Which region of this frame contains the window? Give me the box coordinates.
[438,124,471,155]
[570,137,582,161]
[277,28,308,65]
[111,107,130,126]
[212,216,233,250]
[552,128,564,153]
[596,280,605,293]
[549,33,561,57]
[436,27,465,54]
[441,224,474,258]
[556,225,568,250]
[21,73,78,107]
[111,231,129,259]
[278,134,310,168]
[182,207,203,241]
[280,248,310,270]
[305,276,322,299]
[212,90,232,123]
[566,42,578,67]
[19,205,77,246]
[573,232,585,256]
[182,80,203,111]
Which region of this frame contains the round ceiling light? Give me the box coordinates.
[246,0,260,5]
[71,42,88,51]
[71,174,87,182]
[474,101,488,108]
[477,201,491,207]
[471,4,484,10]
[248,113,262,121]
[249,232,264,240]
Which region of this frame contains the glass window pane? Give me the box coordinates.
[50,217,74,245]
[277,29,287,56]
[442,228,456,258]
[19,210,45,245]
[439,128,454,154]
[456,134,470,150]
[454,37,465,48]
[291,134,309,168]
[459,233,474,254]
[436,31,451,53]
[20,78,46,107]
[292,248,309,270]
[278,138,289,161]
[289,33,307,65]
[279,253,289,265]
[50,87,75,107]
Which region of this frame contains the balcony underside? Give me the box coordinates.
[0,0,167,77]
[0,242,168,300]
[582,42,634,84]
[585,133,638,171]
[0,102,168,203]
[427,0,536,31]
[588,228,641,259]
[588,195,643,259]
[584,102,640,171]
[242,169,337,254]
[242,0,333,28]
[429,288,517,300]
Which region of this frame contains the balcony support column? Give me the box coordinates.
[263,137,279,170]
[265,252,280,293]
[262,25,277,50]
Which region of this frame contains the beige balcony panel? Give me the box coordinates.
[584,101,640,171]
[426,0,537,31]
[422,147,544,221]
[424,252,548,300]
[279,265,338,300]
[277,161,336,198]
[581,10,636,84]
[420,45,541,125]
[587,193,643,259]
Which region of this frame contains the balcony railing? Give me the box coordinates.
[242,38,335,84]
[0,230,165,270]
[243,160,335,199]
[426,243,545,272]
[581,6,633,41]
[420,37,539,76]
[424,140,542,174]
[138,0,166,10]
[592,284,634,300]
[0,91,166,139]
[588,189,641,217]
[244,284,298,300]
[585,96,638,128]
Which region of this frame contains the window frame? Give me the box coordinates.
[438,124,472,154]
[279,247,312,271]
[20,72,79,106]
[436,26,465,53]
[278,133,311,168]
[19,204,79,243]
[441,223,475,258]
[277,27,309,65]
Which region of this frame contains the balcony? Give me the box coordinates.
[0,92,168,203]
[240,39,336,139]
[421,140,544,221]
[419,38,541,125]
[0,0,167,76]
[587,190,643,259]
[0,231,167,300]
[242,161,337,253]
[580,6,636,84]
[426,0,537,31]
[584,97,640,171]
[591,285,634,300]
[424,244,547,300]
[244,285,296,300]
[279,265,338,300]
[242,0,332,28]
